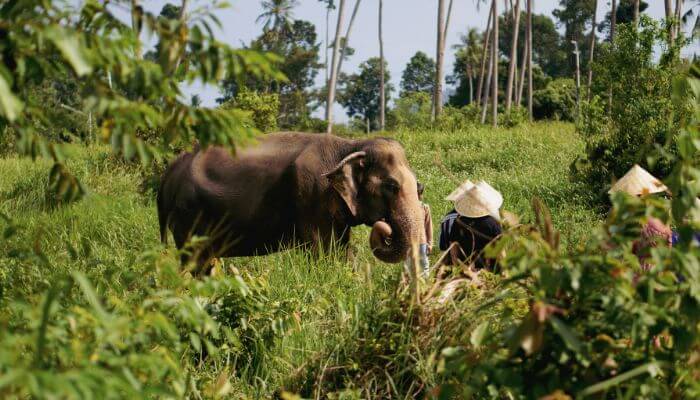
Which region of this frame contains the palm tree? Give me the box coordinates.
[334,0,362,88]
[453,29,481,104]
[527,0,532,120]
[587,0,597,100]
[379,0,386,130]
[505,0,521,111]
[257,0,299,32]
[326,0,346,133]
[476,5,493,107]
[434,0,456,118]
[491,0,498,127]
[434,0,446,118]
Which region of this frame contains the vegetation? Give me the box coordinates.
[1,0,698,398]
[0,122,600,397]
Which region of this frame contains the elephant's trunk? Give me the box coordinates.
[369,196,426,264]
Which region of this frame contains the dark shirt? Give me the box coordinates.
[440,212,502,270]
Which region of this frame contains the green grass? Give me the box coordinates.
[0,122,601,397]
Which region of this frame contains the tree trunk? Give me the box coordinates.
[379,0,386,131]
[527,0,533,121]
[480,46,493,124]
[326,0,346,134]
[335,0,362,88]
[587,0,598,100]
[325,6,330,89]
[443,0,455,45]
[434,0,446,119]
[608,0,616,111]
[674,0,684,39]
[665,0,675,44]
[476,5,493,107]
[468,68,474,104]
[610,0,617,42]
[633,0,640,26]
[491,0,498,127]
[516,35,527,106]
[505,0,521,111]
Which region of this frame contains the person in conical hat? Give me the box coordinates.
[439,182,503,270]
[609,164,668,197]
[610,165,672,271]
[445,179,476,202]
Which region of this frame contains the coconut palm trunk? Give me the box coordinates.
[608,0,616,111]
[633,0,640,26]
[491,0,498,127]
[516,34,527,106]
[476,5,493,107]
[379,0,385,131]
[674,0,684,39]
[587,0,597,100]
[434,0,446,119]
[505,0,521,111]
[527,0,533,121]
[326,0,346,134]
[335,0,362,87]
[665,0,675,43]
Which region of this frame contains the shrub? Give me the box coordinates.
[387,92,433,131]
[499,106,529,127]
[571,18,691,198]
[533,78,577,121]
[220,89,280,133]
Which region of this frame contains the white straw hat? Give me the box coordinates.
[455,181,503,219]
[608,164,668,197]
[445,179,475,202]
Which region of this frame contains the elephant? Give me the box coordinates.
[157,132,426,268]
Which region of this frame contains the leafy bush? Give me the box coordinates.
[220,89,280,133]
[572,18,690,198]
[499,106,529,127]
[533,78,577,121]
[387,91,433,131]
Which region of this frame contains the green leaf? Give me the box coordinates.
[579,362,664,397]
[550,316,583,354]
[470,321,490,348]
[46,27,92,76]
[0,73,23,121]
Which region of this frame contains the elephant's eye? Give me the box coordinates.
[383,179,400,195]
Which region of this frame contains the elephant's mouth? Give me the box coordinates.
[369,220,405,264]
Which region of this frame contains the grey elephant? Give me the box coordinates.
[157,132,426,267]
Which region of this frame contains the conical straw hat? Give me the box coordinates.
[445,179,475,202]
[608,164,668,196]
[455,182,503,220]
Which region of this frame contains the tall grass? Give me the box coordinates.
[0,123,600,397]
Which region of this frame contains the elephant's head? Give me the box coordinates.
[325,139,426,264]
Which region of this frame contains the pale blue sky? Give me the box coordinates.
[133,0,696,121]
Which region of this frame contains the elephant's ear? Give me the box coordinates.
[324,151,366,217]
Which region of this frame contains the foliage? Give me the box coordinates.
[533,78,577,121]
[400,51,436,97]
[447,29,481,107]
[221,89,280,132]
[218,19,321,130]
[500,12,570,79]
[0,121,597,397]
[572,18,690,197]
[499,106,529,127]
[387,91,433,131]
[338,57,393,132]
[0,0,283,205]
[553,0,596,76]
[598,0,650,40]
[437,67,700,400]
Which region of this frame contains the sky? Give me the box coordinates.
[134,0,697,121]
